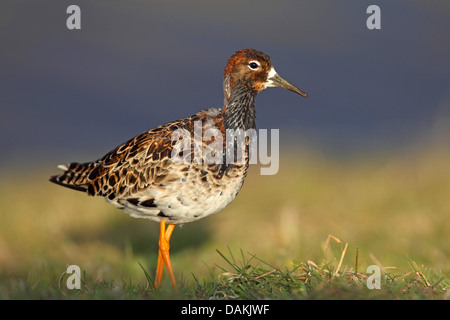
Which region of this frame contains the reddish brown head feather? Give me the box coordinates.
[223,48,273,102]
[223,49,272,78]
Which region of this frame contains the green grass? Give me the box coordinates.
[0,145,449,299]
[2,246,448,299]
[194,248,449,300]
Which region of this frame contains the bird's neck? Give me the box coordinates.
[223,80,257,131]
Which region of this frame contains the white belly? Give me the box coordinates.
[110,163,248,225]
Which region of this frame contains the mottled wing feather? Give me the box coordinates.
[50,108,225,202]
[51,127,172,199]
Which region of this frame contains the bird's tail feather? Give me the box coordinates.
[49,162,95,193]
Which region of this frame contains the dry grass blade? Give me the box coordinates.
[334,242,348,278]
[412,261,431,287]
[325,234,343,261]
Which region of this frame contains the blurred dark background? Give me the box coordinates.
[1,0,449,170]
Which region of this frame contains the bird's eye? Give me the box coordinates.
[248,61,260,70]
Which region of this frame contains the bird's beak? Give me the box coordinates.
[267,69,308,98]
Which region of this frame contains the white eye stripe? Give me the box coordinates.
[248,60,261,70]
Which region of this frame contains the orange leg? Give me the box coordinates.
[154,219,177,291]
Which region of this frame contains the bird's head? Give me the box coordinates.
[223,48,308,101]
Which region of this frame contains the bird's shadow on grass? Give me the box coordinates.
[66,210,212,259]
